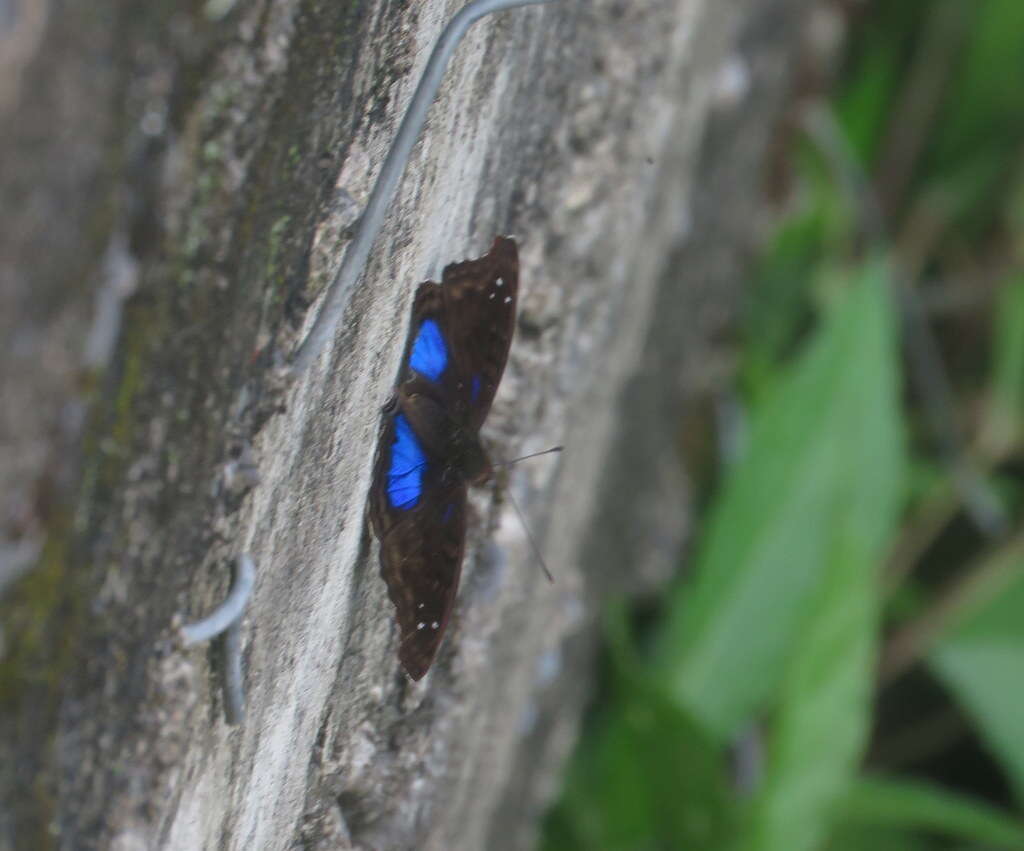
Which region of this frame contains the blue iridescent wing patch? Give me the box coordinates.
[386,414,426,509]
[409,318,448,382]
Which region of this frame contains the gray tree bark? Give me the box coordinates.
[1,0,814,848]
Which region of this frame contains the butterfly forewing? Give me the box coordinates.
[439,236,518,429]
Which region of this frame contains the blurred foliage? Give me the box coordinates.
[543,0,1024,849]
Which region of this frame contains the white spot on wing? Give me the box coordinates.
[488,292,495,300]
[431,621,439,629]
[503,296,511,304]
[417,622,425,630]
[496,277,504,287]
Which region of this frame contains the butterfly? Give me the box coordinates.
[368,236,519,680]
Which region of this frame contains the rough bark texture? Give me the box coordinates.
[1,0,813,848]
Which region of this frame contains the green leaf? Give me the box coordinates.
[981,274,1024,456]
[543,679,735,851]
[737,264,906,851]
[834,775,1024,849]
[655,261,905,750]
[927,0,1024,174]
[835,0,919,167]
[920,0,1024,235]
[740,546,877,851]
[741,171,853,399]
[826,825,934,851]
[929,540,1024,804]
[742,205,826,391]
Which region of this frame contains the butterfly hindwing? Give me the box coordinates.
[383,482,467,680]
[369,408,467,679]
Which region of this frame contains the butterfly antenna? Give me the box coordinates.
[506,488,554,584]
[497,445,563,467]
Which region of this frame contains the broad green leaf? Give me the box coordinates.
[737,264,905,851]
[741,545,877,851]
[655,262,905,747]
[834,775,1024,849]
[929,541,1024,804]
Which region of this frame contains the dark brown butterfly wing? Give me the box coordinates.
[396,280,469,428]
[369,420,467,679]
[368,389,471,680]
[439,235,518,430]
[390,484,466,680]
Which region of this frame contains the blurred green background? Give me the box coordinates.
[543,1,1024,849]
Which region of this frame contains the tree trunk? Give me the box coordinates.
[1,0,814,847]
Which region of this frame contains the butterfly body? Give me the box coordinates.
[369,236,519,680]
